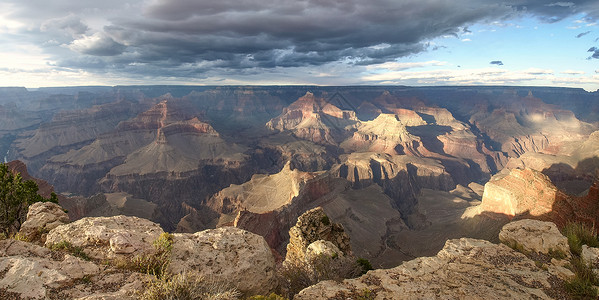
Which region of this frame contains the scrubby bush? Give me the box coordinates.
[247,293,288,300]
[114,232,173,278]
[560,223,599,299]
[139,271,240,300]
[565,258,599,300]
[0,163,57,236]
[48,240,90,261]
[562,222,599,256]
[356,258,373,274]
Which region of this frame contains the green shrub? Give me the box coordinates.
[139,271,240,300]
[565,277,598,300]
[503,240,527,254]
[247,293,289,300]
[356,258,373,275]
[356,288,375,300]
[114,252,171,278]
[570,257,599,285]
[114,233,174,278]
[12,232,30,242]
[565,257,599,299]
[548,248,568,260]
[49,240,90,261]
[562,223,599,256]
[153,232,174,253]
[0,163,58,236]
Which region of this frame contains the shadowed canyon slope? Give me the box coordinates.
[2,85,599,266]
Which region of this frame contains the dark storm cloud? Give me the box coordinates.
[490,61,504,65]
[576,31,591,38]
[3,0,599,78]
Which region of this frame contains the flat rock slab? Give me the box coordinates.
[499,219,570,256]
[45,215,164,260]
[297,238,557,299]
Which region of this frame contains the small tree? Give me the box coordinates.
[0,163,57,237]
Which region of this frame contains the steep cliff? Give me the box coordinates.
[465,167,599,231]
[266,91,359,145]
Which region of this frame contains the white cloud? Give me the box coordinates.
[0,4,24,33]
[561,70,585,75]
[522,68,553,75]
[365,60,447,71]
[545,2,575,7]
[461,38,472,42]
[360,67,599,91]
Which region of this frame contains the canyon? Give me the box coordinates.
[1,85,598,268]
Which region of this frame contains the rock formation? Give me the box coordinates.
[499,219,570,256]
[0,240,106,299]
[1,209,278,299]
[297,218,581,299]
[334,152,455,216]
[170,227,277,295]
[296,237,561,299]
[469,168,562,217]
[340,113,425,155]
[12,100,145,173]
[18,202,69,244]
[284,207,352,265]
[266,91,359,145]
[45,215,165,260]
[465,167,599,231]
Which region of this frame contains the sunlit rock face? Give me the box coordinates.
[466,167,599,232]
[476,168,561,217]
[266,91,359,145]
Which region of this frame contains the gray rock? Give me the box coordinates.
[19,202,69,244]
[499,219,570,256]
[0,240,100,299]
[45,215,164,260]
[582,245,599,267]
[296,238,555,299]
[170,227,277,295]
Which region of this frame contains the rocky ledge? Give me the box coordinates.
[1,209,276,299]
[2,203,598,299]
[297,219,595,299]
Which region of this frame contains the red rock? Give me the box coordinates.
[469,167,599,231]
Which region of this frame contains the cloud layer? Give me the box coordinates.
[2,0,599,80]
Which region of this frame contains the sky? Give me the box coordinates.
[0,0,598,91]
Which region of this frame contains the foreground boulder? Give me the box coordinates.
[4,214,278,299]
[18,202,70,244]
[45,215,164,260]
[0,239,101,299]
[170,227,277,295]
[285,207,352,265]
[499,219,570,256]
[296,238,560,299]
